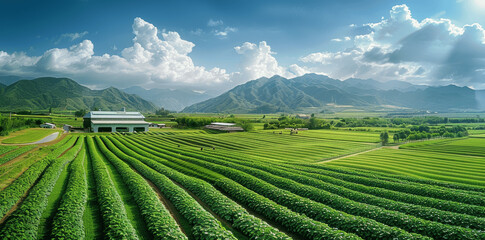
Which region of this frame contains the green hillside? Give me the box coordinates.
[183,74,481,113]
[0,77,156,112]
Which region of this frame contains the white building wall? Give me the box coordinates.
[92,124,148,133]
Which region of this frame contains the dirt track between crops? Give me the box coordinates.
[317,145,400,163]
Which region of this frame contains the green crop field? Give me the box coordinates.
[1,128,60,144]
[0,129,484,239]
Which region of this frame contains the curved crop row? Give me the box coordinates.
[124,137,420,240]
[0,145,18,155]
[94,136,189,239]
[50,146,87,239]
[107,136,292,240]
[296,163,485,207]
[165,143,485,231]
[308,164,485,195]
[0,136,76,218]
[285,164,485,217]
[85,137,138,240]
[0,145,36,165]
[115,136,360,240]
[0,137,83,239]
[151,136,485,218]
[97,136,237,240]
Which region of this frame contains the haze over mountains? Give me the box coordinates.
[183,74,483,113]
[122,86,214,111]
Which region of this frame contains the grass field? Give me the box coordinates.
[0,128,483,239]
[1,128,60,144]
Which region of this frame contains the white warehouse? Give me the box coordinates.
[83,111,149,133]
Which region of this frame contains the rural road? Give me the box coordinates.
[28,132,60,144]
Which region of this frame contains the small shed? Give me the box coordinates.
[296,114,310,119]
[63,124,73,132]
[205,122,243,132]
[40,123,56,129]
[148,123,166,128]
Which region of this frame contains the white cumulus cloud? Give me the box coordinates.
[0,17,230,90]
[233,41,306,82]
[300,4,485,88]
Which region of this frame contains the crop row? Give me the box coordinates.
[0,145,37,165]
[335,167,485,196]
[98,136,237,239]
[130,136,485,239]
[300,163,485,207]
[106,136,292,240]
[314,164,485,195]
[125,137,424,240]
[0,145,18,156]
[85,136,139,240]
[0,136,83,239]
[94,136,190,239]
[161,135,485,218]
[325,152,485,184]
[50,145,87,239]
[114,136,361,240]
[288,167,485,217]
[0,136,76,218]
[168,143,485,230]
[137,135,485,216]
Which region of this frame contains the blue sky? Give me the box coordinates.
[1,0,485,92]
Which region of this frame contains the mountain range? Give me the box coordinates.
[1,74,483,114]
[182,74,483,113]
[0,77,156,112]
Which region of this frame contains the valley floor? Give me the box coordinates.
[0,128,484,239]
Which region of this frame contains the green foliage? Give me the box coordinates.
[380,131,389,145]
[51,147,87,240]
[0,116,43,135]
[108,136,291,240]
[0,137,83,239]
[0,77,156,112]
[85,137,139,240]
[74,109,86,117]
[0,136,76,218]
[94,136,188,239]
[0,145,36,165]
[155,107,173,117]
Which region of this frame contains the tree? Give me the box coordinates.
[155,107,172,117]
[393,134,399,143]
[75,109,87,117]
[239,121,254,131]
[380,131,389,145]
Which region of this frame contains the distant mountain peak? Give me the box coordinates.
[182,73,480,113]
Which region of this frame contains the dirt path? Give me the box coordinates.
[316,145,403,164]
[316,147,383,164]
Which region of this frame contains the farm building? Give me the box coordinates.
[83,111,149,133]
[296,114,310,119]
[205,122,244,132]
[40,123,56,128]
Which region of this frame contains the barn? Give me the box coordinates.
[83,111,149,133]
[205,122,244,132]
